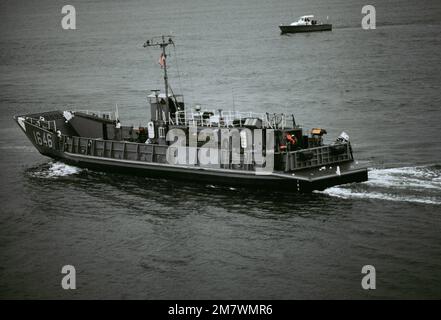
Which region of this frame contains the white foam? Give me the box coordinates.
[322,186,441,205]
[31,162,81,178]
[47,162,81,177]
[318,165,441,205]
[367,166,441,191]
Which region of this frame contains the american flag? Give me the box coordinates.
[158,53,165,68]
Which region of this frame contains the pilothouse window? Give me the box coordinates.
[158,127,166,138]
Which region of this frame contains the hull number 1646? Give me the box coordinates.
[33,131,53,148]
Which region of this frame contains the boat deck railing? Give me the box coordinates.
[283,143,353,171]
[74,110,116,120]
[169,110,297,129]
[60,134,352,173]
[26,117,58,132]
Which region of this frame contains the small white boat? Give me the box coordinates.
[279,15,332,34]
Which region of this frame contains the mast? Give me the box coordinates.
[143,35,174,110]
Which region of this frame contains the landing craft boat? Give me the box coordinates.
[14,36,367,192]
[279,15,332,34]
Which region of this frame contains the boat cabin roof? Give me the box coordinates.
[299,15,314,19]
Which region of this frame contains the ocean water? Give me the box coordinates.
[0,0,440,299]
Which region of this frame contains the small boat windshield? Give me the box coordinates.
[290,15,316,26]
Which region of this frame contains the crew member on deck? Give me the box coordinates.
[114,119,122,140]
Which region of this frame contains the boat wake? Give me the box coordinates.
[318,165,441,205]
[28,161,82,179]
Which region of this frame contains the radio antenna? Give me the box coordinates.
[143,35,174,109]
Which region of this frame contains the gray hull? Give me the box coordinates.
[279,24,332,34]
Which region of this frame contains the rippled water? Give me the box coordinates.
[1,0,440,299]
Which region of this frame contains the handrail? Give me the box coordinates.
[171,110,297,129]
[61,133,352,173]
[26,117,57,132]
[74,110,116,120]
[284,143,352,172]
